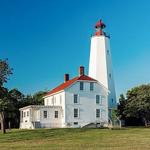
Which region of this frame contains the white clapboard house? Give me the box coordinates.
[20,66,109,129]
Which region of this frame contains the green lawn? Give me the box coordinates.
[0,127,150,150]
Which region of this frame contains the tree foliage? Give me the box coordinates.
[0,59,13,133]
[0,59,47,132]
[0,88,47,131]
[117,84,150,126]
[0,87,16,133]
[0,59,12,86]
[32,91,47,105]
[6,89,47,129]
[117,94,126,120]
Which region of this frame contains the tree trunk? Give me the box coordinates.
[8,121,11,130]
[0,112,6,134]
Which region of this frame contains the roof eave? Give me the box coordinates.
[43,90,65,98]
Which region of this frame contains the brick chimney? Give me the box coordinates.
[64,74,69,82]
[79,66,84,76]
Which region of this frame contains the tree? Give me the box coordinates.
[0,59,47,131]
[111,108,122,128]
[0,59,13,133]
[32,91,47,105]
[0,59,12,86]
[8,89,24,128]
[0,87,14,133]
[117,84,150,126]
[125,85,150,126]
[117,94,127,120]
[19,91,47,107]
[9,89,24,101]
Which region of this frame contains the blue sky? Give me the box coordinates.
[1,0,150,98]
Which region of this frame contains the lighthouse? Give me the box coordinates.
[89,20,116,116]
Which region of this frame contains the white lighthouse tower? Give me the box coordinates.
[89,20,116,116]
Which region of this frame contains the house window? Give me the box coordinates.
[96,109,100,118]
[23,112,26,117]
[27,111,29,116]
[43,111,47,118]
[101,95,105,105]
[96,95,100,104]
[74,94,78,104]
[90,82,94,91]
[80,82,84,91]
[74,108,79,118]
[55,111,58,118]
[74,122,78,125]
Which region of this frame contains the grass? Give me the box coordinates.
[0,127,150,150]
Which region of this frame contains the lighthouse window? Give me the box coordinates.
[109,73,111,78]
[107,50,109,54]
[112,98,114,103]
[80,82,84,91]
[90,82,94,91]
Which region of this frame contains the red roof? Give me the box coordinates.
[95,30,103,36]
[45,75,97,96]
[95,20,106,29]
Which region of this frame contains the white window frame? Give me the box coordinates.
[43,110,47,119]
[96,109,101,118]
[27,111,29,117]
[51,97,54,105]
[90,82,94,91]
[74,108,79,118]
[101,95,105,105]
[54,97,56,104]
[45,98,48,105]
[73,94,79,104]
[23,112,26,117]
[74,122,78,125]
[22,111,23,118]
[96,95,102,104]
[80,82,84,91]
[54,110,58,118]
